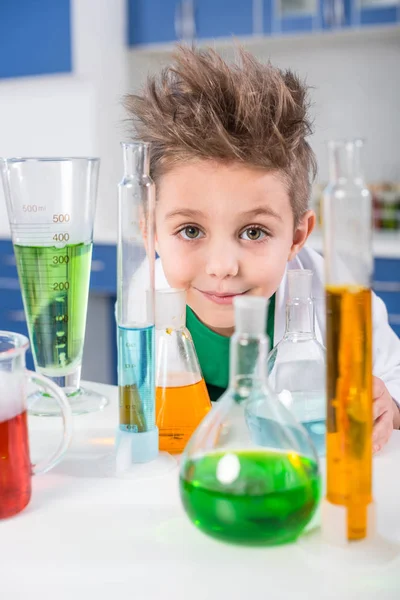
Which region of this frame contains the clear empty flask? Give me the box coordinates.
[268,270,326,455]
[179,296,321,546]
[155,289,211,454]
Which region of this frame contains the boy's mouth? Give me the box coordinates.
[196,289,249,306]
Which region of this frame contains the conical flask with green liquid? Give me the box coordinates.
[179,296,321,546]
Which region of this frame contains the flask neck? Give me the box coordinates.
[229,333,269,393]
[122,142,150,178]
[328,140,365,186]
[284,299,316,339]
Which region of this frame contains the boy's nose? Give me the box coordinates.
[205,244,239,279]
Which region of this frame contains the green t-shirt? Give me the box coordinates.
[186,294,276,401]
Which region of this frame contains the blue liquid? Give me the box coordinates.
[301,420,326,457]
[118,325,155,433]
[245,413,320,459]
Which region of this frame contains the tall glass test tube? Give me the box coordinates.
[323,139,374,542]
[116,142,158,464]
[1,157,108,416]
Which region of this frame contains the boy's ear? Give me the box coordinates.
[288,210,316,261]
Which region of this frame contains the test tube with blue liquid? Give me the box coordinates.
[116,142,158,465]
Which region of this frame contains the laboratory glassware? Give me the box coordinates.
[179,296,321,546]
[1,157,107,416]
[155,288,211,454]
[0,331,72,518]
[322,139,374,543]
[268,270,326,455]
[116,142,158,464]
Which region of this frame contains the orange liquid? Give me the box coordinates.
[156,379,211,454]
[326,286,373,541]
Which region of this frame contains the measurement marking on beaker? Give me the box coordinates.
[52,213,70,223]
[53,233,70,242]
[52,282,70,291]
[22,204,46,213]
[12,223,51,227]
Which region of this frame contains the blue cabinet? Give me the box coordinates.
[270,0,322,34]
[128,0,256,46]
[0,0,72,79]
[195,1,254,38]
[374,258,400,340]
[358,0,399,25]
[128,0,178,45]
[128,0,399,47]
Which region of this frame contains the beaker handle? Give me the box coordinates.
[27,371,73,475]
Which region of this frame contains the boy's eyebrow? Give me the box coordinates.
[164,206,282,221]
[165,208,205,220]
[241,206,283,221]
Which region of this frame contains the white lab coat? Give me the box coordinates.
[135,244,400,404]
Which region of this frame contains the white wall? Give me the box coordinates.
[0,0,128,242]
[250,29,400,184]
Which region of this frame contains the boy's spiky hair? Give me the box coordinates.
[125,46,316,223]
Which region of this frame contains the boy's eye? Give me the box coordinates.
[179,226,203,240]
[240,227,267,241]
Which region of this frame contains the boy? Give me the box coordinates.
[125,46,400,452]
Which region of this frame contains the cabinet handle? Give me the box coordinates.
[2,254,16,267]
[333,0,344,26]
[7,310,26,322]
[175,1,196,41]
[174,1,182,39]
[374,282,400,293]
[0,277,20,290]
[323,0,334,27]
[91,260,105,273]
[252,0,263,36]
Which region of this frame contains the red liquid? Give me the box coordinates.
[0,411,31,518]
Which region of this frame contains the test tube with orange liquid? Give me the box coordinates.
[155,289,211,454]
[322,139,374,543]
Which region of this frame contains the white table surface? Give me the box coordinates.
[1,381,400,600]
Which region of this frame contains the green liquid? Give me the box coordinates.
[180,450,321,546]
[14,243,92,374]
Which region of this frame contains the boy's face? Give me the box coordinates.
[155,161,314,335]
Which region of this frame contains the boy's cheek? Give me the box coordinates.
[158,248,195,290]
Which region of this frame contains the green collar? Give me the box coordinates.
[186,294,275,401]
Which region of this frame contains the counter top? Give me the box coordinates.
[307,230,400,259]
[1,381,400,600]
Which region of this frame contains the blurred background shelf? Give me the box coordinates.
[308,229,400,258]
[127,0,400,50]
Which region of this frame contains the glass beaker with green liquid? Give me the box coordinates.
[179,297,321,546]
[1,157,108,416]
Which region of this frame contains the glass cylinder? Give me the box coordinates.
[323,139,374,542]
[116,142,157,464]
[0,157,107,416]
